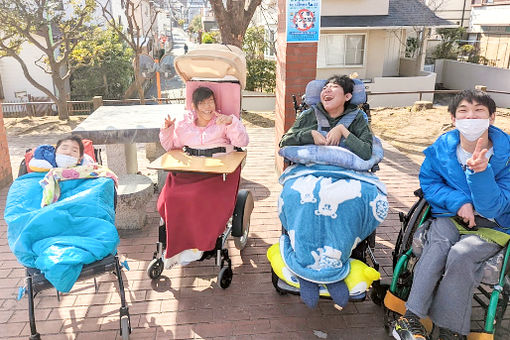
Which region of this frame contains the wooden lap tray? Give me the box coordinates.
[148,149,247,174]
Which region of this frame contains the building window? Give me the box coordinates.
[318,34,366,67]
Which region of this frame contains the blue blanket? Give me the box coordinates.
[278,164,388,284]
[4,172,119,292]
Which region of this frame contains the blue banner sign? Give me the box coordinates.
[287,0,321,43]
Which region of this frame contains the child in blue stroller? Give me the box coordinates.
[269,75,388,308]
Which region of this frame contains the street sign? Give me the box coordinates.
[286,0,321,43]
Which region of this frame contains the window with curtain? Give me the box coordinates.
[318,34,366,67]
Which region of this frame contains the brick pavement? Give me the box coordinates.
[0,127,424,339]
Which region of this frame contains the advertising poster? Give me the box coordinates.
[286,0,321,43]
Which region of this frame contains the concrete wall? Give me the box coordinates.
[0,104,13,189]
[0,37,55,102]
[435,59,510,108]
[400,57,421,77]
[470,4,510,29]
[322,0,389,16]
[365,71,436,107]
[242,91,275,112]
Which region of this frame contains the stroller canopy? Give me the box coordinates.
[174,44,247,90]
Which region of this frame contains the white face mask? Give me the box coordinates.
[55,154,79,168]
[455,118,490,142]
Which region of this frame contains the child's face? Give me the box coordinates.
[452,99,495,124]
[194,95,216,123]
[56,140,81,159]
[320,82,352,114]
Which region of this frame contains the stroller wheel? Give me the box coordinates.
[217,266,233,289]
[271,268,287,295]
[147,258,164,280]
[232,190,254,250]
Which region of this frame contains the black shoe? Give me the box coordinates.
[392,314,428,340]
[438,327,466,340]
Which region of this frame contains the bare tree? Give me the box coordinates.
[0,0,95,120]
[209,0,262,48]
[101,0,158,104]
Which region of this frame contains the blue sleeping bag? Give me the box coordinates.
[4,172,119,292]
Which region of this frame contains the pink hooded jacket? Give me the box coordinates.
[159,110,249,152]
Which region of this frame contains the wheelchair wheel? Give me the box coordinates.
[393,197,429,268]
[217,266,233,289]
[232,189,254,250]
[147,258,164,280]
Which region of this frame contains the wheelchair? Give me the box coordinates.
[383,189,510,339]
[269,76,386,303]
[14,146,131,340]
[146,44,254,289]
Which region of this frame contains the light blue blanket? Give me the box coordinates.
[278,164,388,284]
[279,136,384,171]
[4,172,119,292]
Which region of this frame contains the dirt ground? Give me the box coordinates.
[4,107,510,166]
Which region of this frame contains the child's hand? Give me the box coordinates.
[215,112,233,125]
[457,202,476,228]
[466,138,489,173]
[326,125,348,146]
[311,130,327,145]
[164,114,176,128]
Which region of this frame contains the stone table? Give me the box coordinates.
[72,104,185,229]
[73,104,185,175]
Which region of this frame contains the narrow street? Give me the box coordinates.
[145,27,193,99]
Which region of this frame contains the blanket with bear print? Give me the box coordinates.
[278,164,388,283]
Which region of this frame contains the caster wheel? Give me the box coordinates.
[370,283,388,306]
[147,258,164,279]
[217,266,233,289]
[271,268,287,295]
[120,315,131,340]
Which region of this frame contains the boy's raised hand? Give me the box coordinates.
[466,138,489,173]
[215,111,233,125]
[164,114,176,128]
[311,130,327,145]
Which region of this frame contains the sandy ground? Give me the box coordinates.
[4,106,510,168]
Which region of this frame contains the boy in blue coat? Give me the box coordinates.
[393,90,510,340]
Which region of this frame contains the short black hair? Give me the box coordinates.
[192,86,215,108]
[448,89,496,117]
[324,75,355,107]
[56,135,84,157]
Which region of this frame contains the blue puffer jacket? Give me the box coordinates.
[419,125,510,234]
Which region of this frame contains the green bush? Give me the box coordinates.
[70,27,133,100]
[246,59,276,93]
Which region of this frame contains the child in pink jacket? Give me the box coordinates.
[159,86,249,154]
[157,86,249,268]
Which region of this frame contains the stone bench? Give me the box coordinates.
[115,174,154,229]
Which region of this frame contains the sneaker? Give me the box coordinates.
[392,314,428,340]
[438,327,466,340]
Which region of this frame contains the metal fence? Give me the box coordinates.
[1,97,186,117]
[1,88,509,118]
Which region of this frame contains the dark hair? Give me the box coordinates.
[56,135,84,157]
[192,86,215,108]
[448,89,496,117]
[324,75,355,107]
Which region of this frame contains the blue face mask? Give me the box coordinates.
[55,154,78,168]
